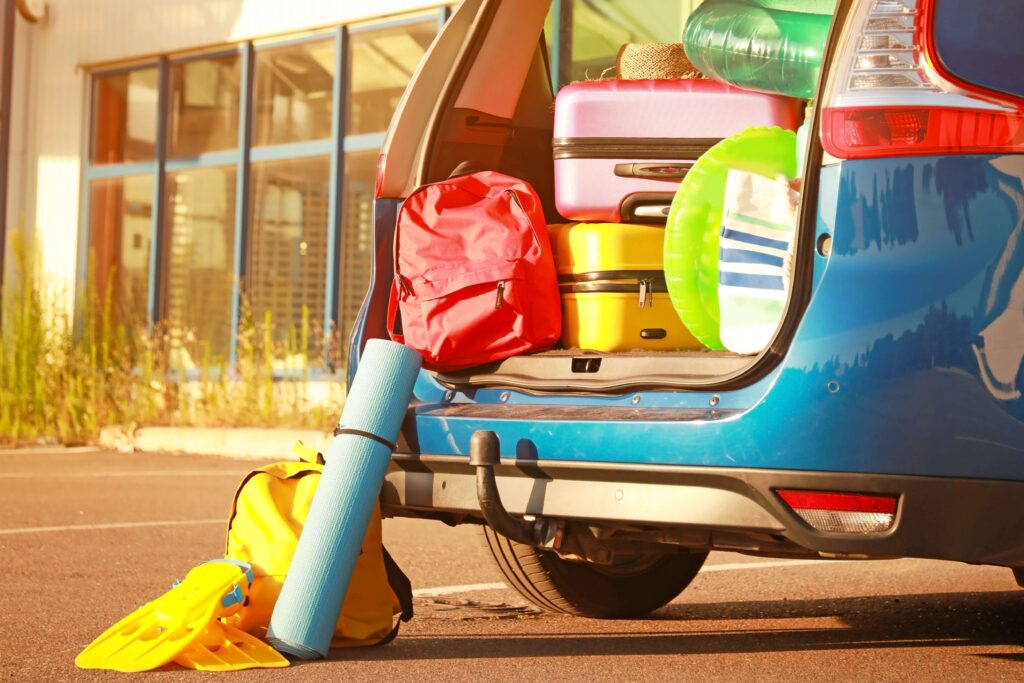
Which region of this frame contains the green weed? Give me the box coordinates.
[0,231,344,446]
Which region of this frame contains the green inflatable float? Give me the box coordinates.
[683,0,835,99]
[664,127,797,350]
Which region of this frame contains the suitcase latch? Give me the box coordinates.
[638,279,653,309]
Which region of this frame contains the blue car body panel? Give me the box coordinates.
[399,155,1024,481]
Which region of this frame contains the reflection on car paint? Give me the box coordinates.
[785,154,1024,416]
[973,157,1024,401]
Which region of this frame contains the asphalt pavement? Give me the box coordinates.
[2,448,1023,681]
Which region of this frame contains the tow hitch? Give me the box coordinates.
[469,430,560,548]
[469,430,670,565]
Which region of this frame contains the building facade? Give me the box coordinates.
[5,0,698,374]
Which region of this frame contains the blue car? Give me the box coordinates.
[348,0,1024,617]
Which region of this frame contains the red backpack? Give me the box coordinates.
[388,171,561,372]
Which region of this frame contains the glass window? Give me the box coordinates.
[933,0,1024,101]
[87,175,154,324]
[337,150,378,365]
[92,68,159,164]
[546,1,702,85]
[167,55,241,158]
[162,166,237,364]
[247,156,331,363]
[85,17,443,372]
[252,40,336,146]
[347,20,436,135]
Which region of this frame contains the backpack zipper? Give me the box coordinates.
[504,189,543,253]
[495,281,505,309]
[506,188,526,214]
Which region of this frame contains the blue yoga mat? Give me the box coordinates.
[267,339,421,659]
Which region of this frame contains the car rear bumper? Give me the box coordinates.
[383,454,1024,567]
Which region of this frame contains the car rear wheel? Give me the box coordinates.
[482,526,708,618]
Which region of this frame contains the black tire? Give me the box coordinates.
[482,526,708,618]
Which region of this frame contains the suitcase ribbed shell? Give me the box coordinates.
[549,223,703,351]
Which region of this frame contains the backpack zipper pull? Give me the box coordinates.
[495,281,505,309]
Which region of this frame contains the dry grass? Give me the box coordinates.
[0,231,343,446]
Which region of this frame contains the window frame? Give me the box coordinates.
[77,8,450,379]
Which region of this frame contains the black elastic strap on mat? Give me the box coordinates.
[375,546,415,646]
[333,426,396,452]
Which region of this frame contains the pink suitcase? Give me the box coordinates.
[553,79,803,223]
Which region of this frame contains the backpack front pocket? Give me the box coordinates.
[399,261,533,371]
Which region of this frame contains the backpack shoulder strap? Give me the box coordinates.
[291,440,326,465]
[374,545,415,646]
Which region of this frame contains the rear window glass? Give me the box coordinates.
[545,0,702,88]
[933,0,1024,101]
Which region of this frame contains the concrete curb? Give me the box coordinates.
[99,426,335,459]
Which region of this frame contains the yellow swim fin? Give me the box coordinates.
[174,619,288,671]
[75,559,275,673]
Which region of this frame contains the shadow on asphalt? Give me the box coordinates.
[976,653,1024,662]
[333,591,1024,661]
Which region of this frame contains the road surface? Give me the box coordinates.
[2,448,1022,681]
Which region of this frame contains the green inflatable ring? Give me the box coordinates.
[664,127,797,350]
[683,0,834,99]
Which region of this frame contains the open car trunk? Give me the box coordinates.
[367,0,827,395]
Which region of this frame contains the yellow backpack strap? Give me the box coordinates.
[375,546,414,646]
[292,440,326,465]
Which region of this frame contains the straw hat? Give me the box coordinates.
[616,43,703,80]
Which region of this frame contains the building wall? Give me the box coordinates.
[7,16,35,249]
[11,0,444,310]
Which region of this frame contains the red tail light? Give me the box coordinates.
[823,106,1024,158]
[777,489,898,534]
[820,0,1024,160]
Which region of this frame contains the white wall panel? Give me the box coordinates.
[7,17,34,241]
[57,0,445,66]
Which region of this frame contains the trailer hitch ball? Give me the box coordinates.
[469,430,501,468]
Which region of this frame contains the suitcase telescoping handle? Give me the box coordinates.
[613,162,692,180]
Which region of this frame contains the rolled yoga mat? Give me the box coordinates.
[267,339,421,659]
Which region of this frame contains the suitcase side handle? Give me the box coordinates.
[619,192,676,224]
[613,162,692,180]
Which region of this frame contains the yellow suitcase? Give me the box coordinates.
[549,223,703,352]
